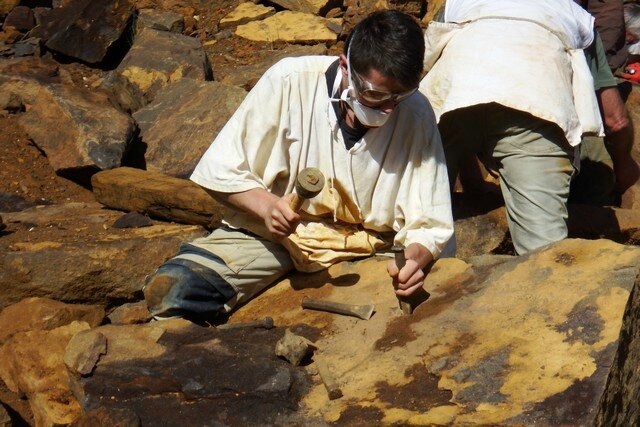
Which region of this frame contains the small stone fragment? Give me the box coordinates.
[275,328,316,366]
[112,212,153,229]
[219,2,275,29]
[136,8,184,33]
[3,6,35,32]
[64,330,107,376]
[107,302,152,325]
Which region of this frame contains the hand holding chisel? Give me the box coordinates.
[388,243,432,315]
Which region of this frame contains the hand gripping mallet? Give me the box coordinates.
[288,167,325,212]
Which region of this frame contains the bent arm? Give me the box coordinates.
[205,187,300,238]
[597,86,640,193]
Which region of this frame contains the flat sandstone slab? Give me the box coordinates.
[233,238,640,425]
[219,2,275,29]
[235,11,339,43]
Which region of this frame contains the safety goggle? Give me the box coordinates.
[351,69,417,105]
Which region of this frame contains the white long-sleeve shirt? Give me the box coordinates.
[420,0,604,146]
[191,56,454,271]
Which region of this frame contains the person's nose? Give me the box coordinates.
[379,99,397,114]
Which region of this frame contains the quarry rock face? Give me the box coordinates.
[0,75,134,173]
[110,27,212,113]
[31,0,135,64]
[0,297,104,344]
[133,78,246,177]
[232,238,640,425]
[0,202,207,310]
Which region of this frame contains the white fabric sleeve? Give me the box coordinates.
[190,61,292,194]
[392,108,454,259]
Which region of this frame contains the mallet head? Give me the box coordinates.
[295,167,325,199]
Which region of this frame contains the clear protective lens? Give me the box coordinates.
[351,70,416,105]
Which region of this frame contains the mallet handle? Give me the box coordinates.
[289,193,305,212]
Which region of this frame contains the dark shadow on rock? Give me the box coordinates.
[452,191,505,220]
[57,166,100,191]
[289,270,361,290]
[0,402,29,427]
[120,127,147,170]
[568,204,624,242]
[0,192,40,212]
[569,159,618,207]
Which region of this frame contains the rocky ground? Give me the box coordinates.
[0,0,639,426]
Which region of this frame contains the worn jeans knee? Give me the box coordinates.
[143,259,236,320]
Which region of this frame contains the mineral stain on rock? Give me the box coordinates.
[554,252,576,265]
[556,301,604,345]
[72,325,312,425]
[333,404,385,425]
[375,363,453,412]
[508,342,617,425]
[450,347,510,408]
[374,273,477,352]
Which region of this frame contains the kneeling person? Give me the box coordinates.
[144,10,454,321]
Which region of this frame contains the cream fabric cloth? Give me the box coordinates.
[191,56,454,272]
[420,0,604,146]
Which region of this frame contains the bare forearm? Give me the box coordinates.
[204,187,300,237]
[207,187,278,221]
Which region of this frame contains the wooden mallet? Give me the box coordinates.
[288,167,325,212]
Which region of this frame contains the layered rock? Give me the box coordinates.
[235,11,340,43]
[132,78,246,177]
[92,167,227,228]
[0,202,206,309]
[66,320,313,425]
[219,2,275,29]
[0,297,104,344]
[0,70,134,172]
[0,321,90,426]
[135,8,184,33]
[31,0,135,64]
[232,238,640,425]
[109,27,212,113]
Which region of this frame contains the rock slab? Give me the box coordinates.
[0,297,104,344]
[235,11,340,43]
[0,321,90,426]
[68,321,312,425]
[32,0,135,64]
[0,74,134,172]
[92,167,227,228]
[233,238,640,425]
[110,27,212,113]
[133,78,246,177]
[0,202,207,310]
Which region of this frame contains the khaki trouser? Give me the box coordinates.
[439,104,575,255]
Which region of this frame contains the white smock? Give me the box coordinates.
[420,0,604,146]
[191,56,454,272]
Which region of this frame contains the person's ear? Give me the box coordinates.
[339,54,348,75]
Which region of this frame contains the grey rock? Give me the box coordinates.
[64,330,107,376]
[111,27,212,113]
[136,8,184,33]
[107,302,152,325]
[133,78,245,177]
[32,0,135,64]
[275,329,316,366]
[4,6,35,32]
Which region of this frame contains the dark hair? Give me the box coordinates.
[344,10,425,89]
